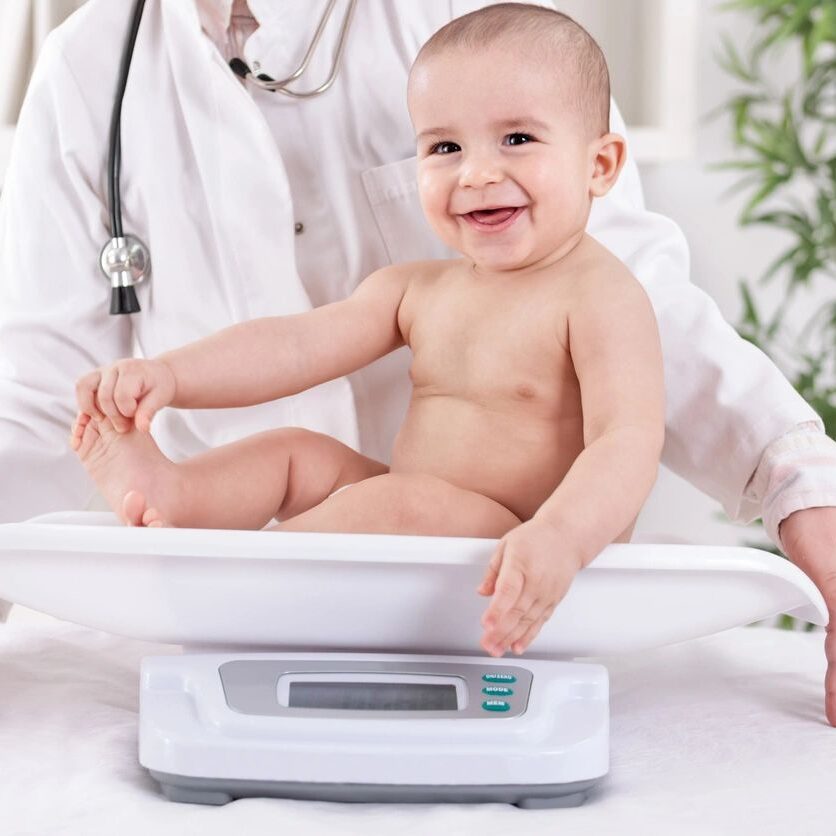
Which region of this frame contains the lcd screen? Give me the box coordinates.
[288,681,458,711]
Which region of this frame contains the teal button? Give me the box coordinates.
[482,686,513,696]
[482,672,517,684]
[482,699,511,712]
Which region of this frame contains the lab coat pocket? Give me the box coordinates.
[361,156,456,265]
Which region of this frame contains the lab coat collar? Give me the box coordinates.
[193,0,315,47]
[194,0,255,46]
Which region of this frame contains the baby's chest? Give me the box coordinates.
[405,283,577,405]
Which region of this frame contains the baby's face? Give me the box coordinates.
[409,46,598,274]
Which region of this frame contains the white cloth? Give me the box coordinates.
[746,421,836,549]
[1,616,833,835]
[0,0,87,125]
[0,0,824,532]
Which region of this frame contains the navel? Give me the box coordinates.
[514,383,537,400]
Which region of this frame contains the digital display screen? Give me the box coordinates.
[288,681,458,711]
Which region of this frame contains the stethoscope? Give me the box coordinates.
[100,0,357,315]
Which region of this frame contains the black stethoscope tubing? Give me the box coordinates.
[103,0,354,315]
[108,0,146,239]
[101,0,148,315]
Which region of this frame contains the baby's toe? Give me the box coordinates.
[142,507,169,528]
[75,419,101,459]
[122,489,148,526]
[69,414,89,450]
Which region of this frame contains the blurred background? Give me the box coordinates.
[0,0,833,549]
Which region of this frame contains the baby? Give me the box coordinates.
[71,3,665,658]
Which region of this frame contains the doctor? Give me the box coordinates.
[1,0,836,721]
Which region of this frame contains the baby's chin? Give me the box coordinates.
[461,228,588,276]
[463,247,559,277]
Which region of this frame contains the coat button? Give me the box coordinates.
[294,222,304,235]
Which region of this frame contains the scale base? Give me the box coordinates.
[150,770,597,808]
[140,652,608,807]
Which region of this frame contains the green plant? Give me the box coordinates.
[714,0,836,436]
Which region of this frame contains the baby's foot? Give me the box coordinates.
[71,415,185,526]
[122,490,170,528]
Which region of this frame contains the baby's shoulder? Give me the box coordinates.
[401,257,462,279]
[390,257,466,292]
[567,236,646,305]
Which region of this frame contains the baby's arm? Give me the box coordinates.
[478,264,664,656]
[75,265,410,430]
[533,266,665,553]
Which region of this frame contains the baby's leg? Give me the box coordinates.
[276,472,523,538]
[615,521,636,543]
[72,417,387,529]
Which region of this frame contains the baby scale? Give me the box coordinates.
[0,512,826,807]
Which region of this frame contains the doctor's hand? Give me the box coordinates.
[778,506,836,727]
[75,358,176,433]
[476,519,582,657]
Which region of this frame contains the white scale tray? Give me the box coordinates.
[0,512,826,657]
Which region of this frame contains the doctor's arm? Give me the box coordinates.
[79,264,410,431]
[598,101,836,725]
[593,100,825,524]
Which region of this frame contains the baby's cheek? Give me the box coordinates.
[417,172,445,216]
[418,178,461,247]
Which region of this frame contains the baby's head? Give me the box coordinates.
[407,3,626,275]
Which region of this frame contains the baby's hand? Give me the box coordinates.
[476,518,581,657]
[75,358,176,433]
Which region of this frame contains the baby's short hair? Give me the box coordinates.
[411,2,611,136]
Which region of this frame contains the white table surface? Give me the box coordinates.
[1,612,833,836]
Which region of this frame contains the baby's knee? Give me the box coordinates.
[261,426,321,445]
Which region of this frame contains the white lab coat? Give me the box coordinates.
[0,0,821,526]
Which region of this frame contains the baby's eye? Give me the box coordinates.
[505,133,535,146]
[429,141,461,155]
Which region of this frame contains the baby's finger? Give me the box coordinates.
[476,544,504,596]
[94,366,118,420]
[481,601,530,656]
[69,411,90,451]
[502,599,545,652]
[490,593,546,652]
[96,367,131,432]
[511,603,557,655]
[134,389,171,433]
[483,593,539,656]
[75,371,104,421]
[113,375,141,422]
[73,411,91,432]
[480,562,524,634]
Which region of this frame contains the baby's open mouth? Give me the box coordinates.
[461,206,525,232]
[467,207,520,225]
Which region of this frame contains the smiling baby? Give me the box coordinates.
[71,3,664,658]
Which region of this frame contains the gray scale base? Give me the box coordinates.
[150,770,598,808]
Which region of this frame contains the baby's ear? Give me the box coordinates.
[589,133,627,198]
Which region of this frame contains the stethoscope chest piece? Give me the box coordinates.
[100,234,150,314]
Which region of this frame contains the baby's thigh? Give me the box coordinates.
[278,472,522,538]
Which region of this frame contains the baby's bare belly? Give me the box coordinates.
[388,394,584,522]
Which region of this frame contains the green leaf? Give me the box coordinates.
[739,280,761,330]
[715,32,760,83]
[740,173,791,221]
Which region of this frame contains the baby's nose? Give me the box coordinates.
[458,155,504,189]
